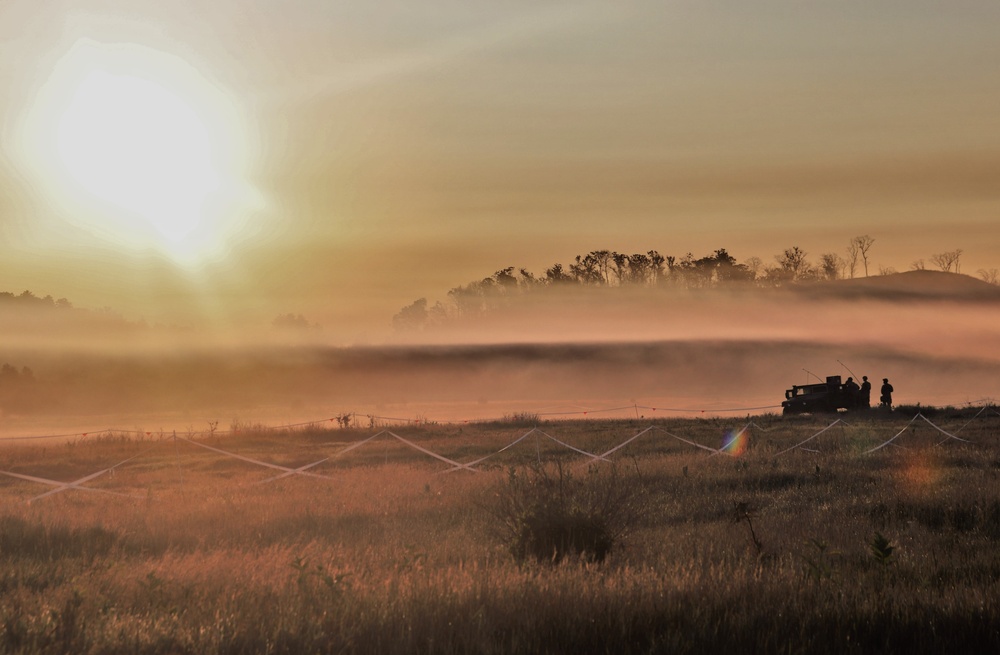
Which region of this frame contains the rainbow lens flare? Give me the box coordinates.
[721,427,749,455]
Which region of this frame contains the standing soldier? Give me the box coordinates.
[843,377,860,408]
[880,378,894,409]
[859,376,872,408]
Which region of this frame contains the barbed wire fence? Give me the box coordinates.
[1,399,998,504]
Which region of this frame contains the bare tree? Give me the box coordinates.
[819,253,845,280]
[930,249,963,273]
[570,251,612,285]
[773,246,812,282]
[977,268,999,285]
[626,252,653,285]
[593,250,614,284]
[845,242,859,279]
[611,252,629,285]
[849,235,875,277]
[647,250,666,285]
[910,259,926,271]
[743,256,763,281]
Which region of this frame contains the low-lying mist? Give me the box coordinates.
[391,286,1000,363]
[2,271,998,432]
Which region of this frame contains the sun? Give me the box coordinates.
[18,39,260,263]
[57,69,218,244]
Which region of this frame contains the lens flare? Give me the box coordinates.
[721,427,750,455]
[899,452,943,496]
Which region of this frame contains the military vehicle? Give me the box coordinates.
[781,375,855,415]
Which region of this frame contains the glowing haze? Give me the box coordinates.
[0,2,997,328]
[1,2,999,389]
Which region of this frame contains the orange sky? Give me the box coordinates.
[2,1,999,338]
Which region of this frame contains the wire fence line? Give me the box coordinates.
[1,408,998,504]
[2,390,995,443]
[0,402,785,443]
[2,394,996,443]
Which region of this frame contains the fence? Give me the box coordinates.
[2,404,998,504]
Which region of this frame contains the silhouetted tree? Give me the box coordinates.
[849,235,875,277]
[517,268,540,288]
[594,250,614,284]
[448,283,484,317]
[544,263,575,285]
[819,253,844,280]
[686,252,719,287]
[772,246,812,283]
[605,251,668,286]
[697,248,752,284]
[743,256,763,282]
[978,268,999,285]
[493,267,519,291]
[625,253,653,285]
[570,252,607,285]
[931,249,963,273]
[390,241,1000,332]
[610,252,629,285]
[671,253,697,287]
[392,299,429,332]
[273,313,319,331]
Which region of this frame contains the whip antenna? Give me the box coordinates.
[837,359,858,380]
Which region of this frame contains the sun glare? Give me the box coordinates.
[18,39,260,264]
[57,70,218,243]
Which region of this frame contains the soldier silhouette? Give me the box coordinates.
[859,376,872,408]
[843,377,860,408]
[880,378,894,409]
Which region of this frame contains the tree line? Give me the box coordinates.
[1,289,323,335]
[393,236,995,331]
[0,290,74,309]
[0,362,40,414]
[0,288,148,331]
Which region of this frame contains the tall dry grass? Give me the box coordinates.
[1,412,999,653]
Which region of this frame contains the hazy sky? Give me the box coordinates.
[2,0,999,336]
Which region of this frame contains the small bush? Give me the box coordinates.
[485,462,649,563]
[501,412,541,425]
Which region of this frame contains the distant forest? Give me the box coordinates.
[393,237,997,332]
[0,289,141,328]
[0,362,39,415]
[0,290,319,335]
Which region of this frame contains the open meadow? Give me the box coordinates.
[2,409,1000,654]
[6,2,1000,653]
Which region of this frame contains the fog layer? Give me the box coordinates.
[2,272,998,433]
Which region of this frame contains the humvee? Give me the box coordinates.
[782,375,854,415]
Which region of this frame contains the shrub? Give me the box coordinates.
[485,461,649,563]
[500,412,541,425]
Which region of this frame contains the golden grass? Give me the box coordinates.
[2,412,1000,653]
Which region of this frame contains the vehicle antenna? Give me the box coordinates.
[802,368,823,383]
[837,359,858,380]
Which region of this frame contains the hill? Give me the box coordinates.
[802,270,1000,302]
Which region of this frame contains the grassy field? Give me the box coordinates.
[2,410,1000,654]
